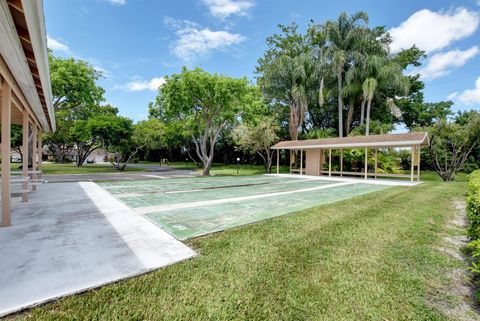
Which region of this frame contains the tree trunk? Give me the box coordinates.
[266,150,273,173]
[365,98,372,136]
[192,120,227,176]
[203,159,212,176]
[360,98,366,125]
[346,98,354,134]
[337,71,344,137]
[289,100,299,141]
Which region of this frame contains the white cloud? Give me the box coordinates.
[458,77,480,104]
[389,8,480,53]
[46,36,70,53]
[202,0,254,20]
[103,0,126,5]
[125,77,165,91]
[165,17,245,61]
[415,46,479,79]
[447,92,458,100]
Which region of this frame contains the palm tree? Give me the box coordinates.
[263,52,316,140]
[361,56,410,135]
[314,12,369,137]
[362,77,377,135]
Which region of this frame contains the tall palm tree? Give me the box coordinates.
[361,56,410,135]
[263,52,316,140]
[362,77,377,135]
[315,11,369,137]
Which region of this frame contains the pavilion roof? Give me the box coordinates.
[271,132,429,150]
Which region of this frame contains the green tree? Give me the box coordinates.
[232,116,279,173]
[402,101,453,129]
[10,125,24,161]
[427,113,480,181]
[70,105,119,166]
[49,51,105,111]
[150,67,251,176]
[360,56,409,135]
[45,52,106,163]
[256,23,316,141]
[311,12,369,137]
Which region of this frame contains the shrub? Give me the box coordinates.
[467,170,480,239]
[466,170,480,275]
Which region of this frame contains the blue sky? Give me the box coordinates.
[44,0,480,122]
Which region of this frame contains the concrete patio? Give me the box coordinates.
[0,181,196,317]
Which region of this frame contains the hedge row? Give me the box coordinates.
[466,170,480,274]
[468,170,480,239]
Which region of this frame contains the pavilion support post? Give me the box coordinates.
[37,130,42,177]
[21,111,29,202]
[289,150,292,174]
[328,148,332,177]
[340,149,343,177]
[300,149,303,175]
[410,146,414,182]
[364,147,368,180]
[1,79,12,227]
[417,146,421,181]
[276,149,279,174]
[374,148,378,179]
[32,124,38,191]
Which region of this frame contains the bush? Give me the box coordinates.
[467,170,480,239]
[466,170,480,275]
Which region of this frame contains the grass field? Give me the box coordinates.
[9,175,471,320]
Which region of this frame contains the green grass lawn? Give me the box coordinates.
[165,161,290,176]
[14,163,146,175]
[10,179,470,320]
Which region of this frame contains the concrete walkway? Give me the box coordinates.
[266,173,422,186]
[0,182,196,317]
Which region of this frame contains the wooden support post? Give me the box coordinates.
[319,149,323,175]
[37,129,42,176]
[364,147,368,180]
[289,150,292,174]
[340,149,343,177]
[276,149,279,174]
[328,148,332,177]
[374,148,378,179]
[416,146,421,181]
[32,124,38,191]
[21,111,29,202]
[300,149,303,175]
[1,79,12,227]
[410,146,414,182]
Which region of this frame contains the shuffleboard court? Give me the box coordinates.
[99,175,389,240]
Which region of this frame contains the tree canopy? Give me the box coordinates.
[149,67,253,175]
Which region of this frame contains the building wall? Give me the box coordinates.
[305,149,323,176]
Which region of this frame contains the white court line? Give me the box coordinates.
[136,181,354,214]
[141,174,166,179]
[113,177,316,197]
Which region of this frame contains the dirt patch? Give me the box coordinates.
[452,200,469,228]
[433,199,480,321]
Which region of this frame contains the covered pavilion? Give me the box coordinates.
[0,0,55,227]
[271,132,429,182]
